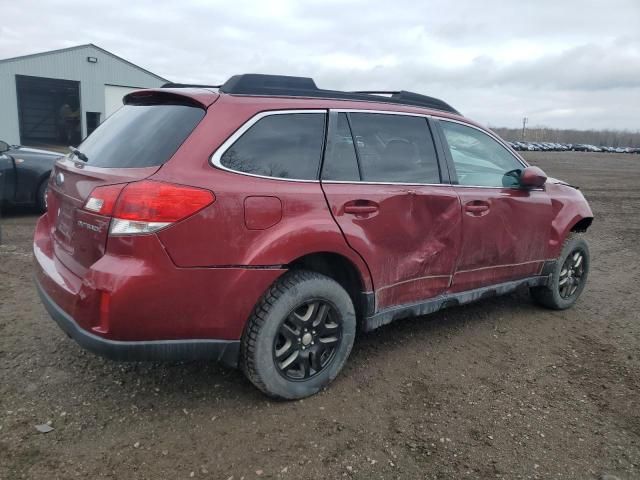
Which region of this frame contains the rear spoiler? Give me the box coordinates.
[124,89,219,108]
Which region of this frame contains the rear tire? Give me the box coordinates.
[531,234,590,310]
[241,270,356,400]
[36,180,48,212]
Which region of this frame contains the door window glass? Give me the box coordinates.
[440,121,524,187]
[348,113,441,183]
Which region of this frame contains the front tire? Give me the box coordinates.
[531,234,590,310]
[241,270,356,400]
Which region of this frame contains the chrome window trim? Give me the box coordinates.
[329,109,530,189]
[210,109,327,183]
[454,184,545,191]
[209,107,531,188]
[321,180,450,187]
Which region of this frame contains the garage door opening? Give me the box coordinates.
[16,75,81,148]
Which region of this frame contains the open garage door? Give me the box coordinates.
[105,85,141,119]
[16,75,81,148]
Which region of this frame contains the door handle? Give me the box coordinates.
[465,205,489,213]
[344,200,379,215]
[464,201,490,216]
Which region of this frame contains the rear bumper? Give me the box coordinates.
[33,213,285,366]
[36,277,240,366]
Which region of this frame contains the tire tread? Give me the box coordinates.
[241,270,329,397]
[531,232,589,310]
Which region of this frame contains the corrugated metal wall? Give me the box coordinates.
[0,45,166,145]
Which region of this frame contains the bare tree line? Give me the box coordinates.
[490,126,640,147]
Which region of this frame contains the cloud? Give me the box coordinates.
[1,0,639,129]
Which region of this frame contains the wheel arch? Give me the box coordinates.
[548,190,593,258]
[287,251,374,324]
[549,214,593,258]
[570,216,593,233]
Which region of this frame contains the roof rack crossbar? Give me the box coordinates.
[216,74,460,115]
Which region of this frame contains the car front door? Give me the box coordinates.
[321,111,462,311]
[435,119,553,292]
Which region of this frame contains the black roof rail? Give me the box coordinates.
[218,74,460,115]
[352,91,399,95]
[162,82,222,89]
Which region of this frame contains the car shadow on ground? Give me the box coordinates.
[44,287,541,405]
[0,206,42,217]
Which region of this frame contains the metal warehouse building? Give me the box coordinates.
[0,44,167,148]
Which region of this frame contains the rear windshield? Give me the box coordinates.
[77,104,205,168]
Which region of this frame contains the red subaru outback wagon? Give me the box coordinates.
[35,74,593,399]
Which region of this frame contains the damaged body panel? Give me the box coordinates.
[450,185,553,292]
[34,74,593,398]
[545,180,594,258]
[321,182,462,310]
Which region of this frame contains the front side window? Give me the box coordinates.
[440,121,524,187]
[220,113,326,180]
[347,113,441,184]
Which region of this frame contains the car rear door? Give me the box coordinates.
[320,111,462,311]
[434,119,553,292]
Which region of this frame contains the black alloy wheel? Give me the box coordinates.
[273,300,342,380]
[558,249,586,299]
[241,269,356,399]
[530,234,590,310]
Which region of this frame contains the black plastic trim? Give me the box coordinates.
[540,260,558,276]
[344,112,364,180]
[424,117,448,184]
[363,275,550,332]
[429,117,455,184]
[162,82,221,89]
[431,118,459,185]
[35,279,240,367]
[360,291,376,318]
[218,74,460,114]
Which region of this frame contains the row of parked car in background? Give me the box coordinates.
[507,141,640,154]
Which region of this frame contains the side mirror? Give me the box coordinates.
[520,166,547,188]
[0,140,9,153]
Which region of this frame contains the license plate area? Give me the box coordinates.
[53,197,78,254]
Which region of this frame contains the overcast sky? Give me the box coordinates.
[3,0,639,130]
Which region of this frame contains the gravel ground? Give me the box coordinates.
[1,151,639,479]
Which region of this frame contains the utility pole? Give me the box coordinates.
[521,117,528,141]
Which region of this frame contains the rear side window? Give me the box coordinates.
[220,113,326,180]
[347,113,440,184]
[78,104,204,168]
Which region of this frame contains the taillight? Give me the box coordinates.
[84,180,215,235]
[84,184,126,215]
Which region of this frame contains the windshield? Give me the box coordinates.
[77,104,205,168]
